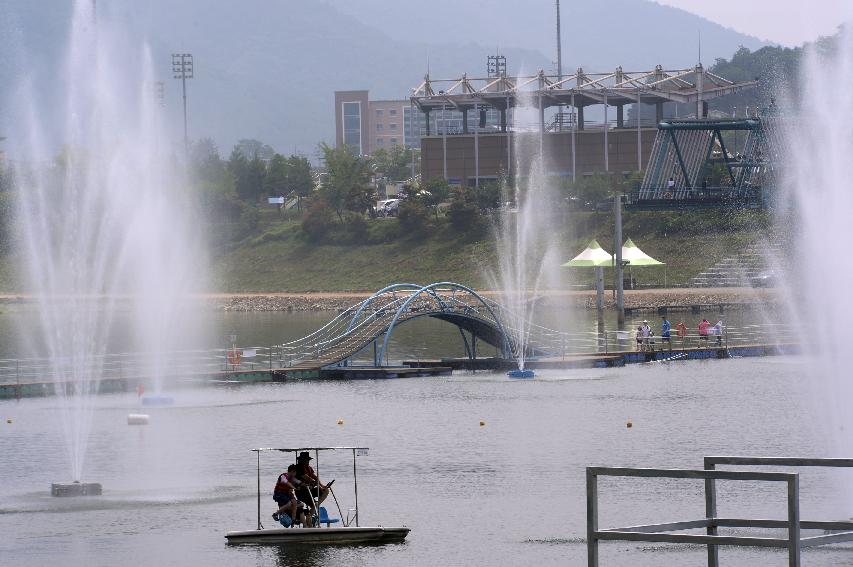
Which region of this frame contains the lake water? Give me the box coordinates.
[1,309,849,566]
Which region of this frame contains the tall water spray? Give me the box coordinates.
[783,28,853,504]
[11,2,205,483]
[489,94,562,371]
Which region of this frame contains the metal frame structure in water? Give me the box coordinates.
[586,456,853,567]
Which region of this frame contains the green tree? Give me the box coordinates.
[372,145,418,180]
[563,174,611,206]
[247,155,267,202]
[228,148,252,200]
[300,197,333,241]
[318,142,374,221]
[235,138,275,161]
[287,155,315,210]
[264,153,290,197]
[472,180,502,211]
[0,164,16,253]
[189,138,241,225]
[421,177,450,217]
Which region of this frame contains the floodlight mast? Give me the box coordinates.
[172,53,193,158]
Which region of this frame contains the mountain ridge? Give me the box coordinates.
[0,0,769,156]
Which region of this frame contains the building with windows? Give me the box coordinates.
[335,90,500,155]
[334,90,370,155]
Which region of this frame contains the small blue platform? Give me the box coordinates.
[507,369,535,379]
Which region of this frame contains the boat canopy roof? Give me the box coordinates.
[252,447,368,453]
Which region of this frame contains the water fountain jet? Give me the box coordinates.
[8,1,205,494]
[780,24,853,512]
[488,86,563,378]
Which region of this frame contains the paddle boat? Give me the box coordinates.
[225,446,410,545]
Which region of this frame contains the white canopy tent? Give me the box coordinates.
[562,239,612,310]
[615,238,667,288]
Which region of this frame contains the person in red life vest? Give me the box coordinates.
[698,319,711,344]
[676,321,687,344]
[294,451,333,520]
[272,464,302,527]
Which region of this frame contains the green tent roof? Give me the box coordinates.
[621,238,665,266]
[562,239,613,267]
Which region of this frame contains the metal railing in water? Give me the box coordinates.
[587,457,853,567]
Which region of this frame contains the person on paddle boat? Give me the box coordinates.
[295,451,333,517]
[272,464,301,527]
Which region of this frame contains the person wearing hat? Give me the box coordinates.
[640,320,651,351]
[294,451,332,521]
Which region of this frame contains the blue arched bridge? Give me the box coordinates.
[277,282,567,371]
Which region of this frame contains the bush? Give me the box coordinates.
[366,218,401,243]
[397,200,431,233]
[472,181,502,211]
[237,204,260,238]
[447,187,481,232]
[300,199,334,242]
[342,213,368,242]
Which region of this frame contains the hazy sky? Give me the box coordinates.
[656,0,851,46]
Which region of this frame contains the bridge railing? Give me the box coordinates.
[276,286,515,366]
[0,347,258,385]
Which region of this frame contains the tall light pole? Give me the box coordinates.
[555,0,562,80]
[172,53,193,158]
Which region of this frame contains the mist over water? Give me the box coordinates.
[10,1,206,482]
[782,29,853,506]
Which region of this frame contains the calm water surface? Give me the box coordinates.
[1,310,849,566]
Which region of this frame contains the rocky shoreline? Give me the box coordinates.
[210,288,780,312]
[0,288,780,312]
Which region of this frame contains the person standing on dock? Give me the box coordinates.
[713,320,724,346]
[660,317,672,351]
[676,321,687,345]
[641,320,652,351]
[698,319,711,345]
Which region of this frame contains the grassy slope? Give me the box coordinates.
[210,208,769,293]
[0,209,767,294]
